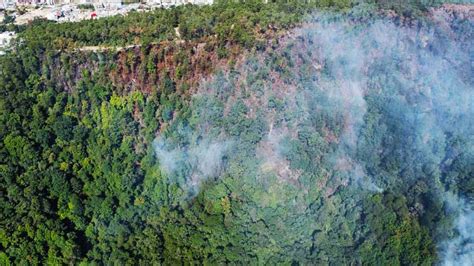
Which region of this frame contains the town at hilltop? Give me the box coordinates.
[0,0,213,25]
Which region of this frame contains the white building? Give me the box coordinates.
[0,0,15,9]
[0,31,15,54]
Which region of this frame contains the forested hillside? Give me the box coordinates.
[1,0,473,264]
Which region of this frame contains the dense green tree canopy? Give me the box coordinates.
[0,0,472,264]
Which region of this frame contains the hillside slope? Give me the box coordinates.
[0,1,472,264]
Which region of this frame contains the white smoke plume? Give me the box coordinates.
[153,135,233,197]
[441,195,474,266]
[153,9,473,262]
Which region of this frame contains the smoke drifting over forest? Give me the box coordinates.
[5,0,474,263]
[153,135,233,197]
[441,195,474,265]
[154,10,473,264]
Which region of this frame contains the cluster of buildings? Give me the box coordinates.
[0,0,213,25]
[1,0,213,9]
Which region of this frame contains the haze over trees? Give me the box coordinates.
[0,0,472,264]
